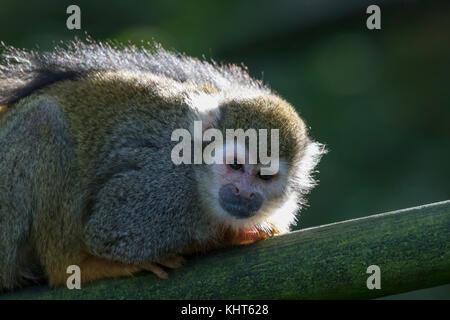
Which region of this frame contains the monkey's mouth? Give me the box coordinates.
[219,201,260,219]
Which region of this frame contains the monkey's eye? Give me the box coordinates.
[229,160,243,171]
[257,171,274,181]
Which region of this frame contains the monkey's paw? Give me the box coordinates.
[142,255,185,279]
[234,229,271,245]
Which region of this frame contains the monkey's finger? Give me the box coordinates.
[233,229,269,245]
[143,263,169,279]
[158,255,185,269]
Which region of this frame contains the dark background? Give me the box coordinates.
[1,0,449,299]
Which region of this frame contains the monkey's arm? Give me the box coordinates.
[83,149,201,267]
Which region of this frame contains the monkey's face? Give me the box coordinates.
[194,96,325,234]
[216,161,285,220]
[197,140,295,234]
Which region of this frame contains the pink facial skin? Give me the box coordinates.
[220,161,275,200]
[214,150,284,219]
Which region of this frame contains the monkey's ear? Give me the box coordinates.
[186,92,221,131]
[201,109,220,131]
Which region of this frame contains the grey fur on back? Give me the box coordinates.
[0,96,76,290]
[0,38,266,105]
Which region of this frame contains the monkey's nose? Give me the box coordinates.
[232,186,255,200]
[218,184,263,219]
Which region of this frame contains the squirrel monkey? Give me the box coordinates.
[0,40,325,291]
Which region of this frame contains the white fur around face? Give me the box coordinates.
[185,91,222,131]
[196,139,294,233]
[196,139,325,235]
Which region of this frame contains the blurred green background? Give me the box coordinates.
[1,0,449,299]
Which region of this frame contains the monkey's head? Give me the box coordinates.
[194,94,325,236]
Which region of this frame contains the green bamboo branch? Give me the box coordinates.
[2,200,449,299]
